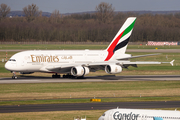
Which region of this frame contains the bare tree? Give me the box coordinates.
[50,9,61,23]
[23,4,41,22]
[0,3,11,19]
[95,2,114,23]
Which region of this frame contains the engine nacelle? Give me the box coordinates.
[71,66,90,76]
[105,65,122,74]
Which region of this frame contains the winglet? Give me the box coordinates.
[170,60,175,66]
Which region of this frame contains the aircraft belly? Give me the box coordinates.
[49,67,71,73]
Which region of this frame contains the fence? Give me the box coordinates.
[147,41,180,46]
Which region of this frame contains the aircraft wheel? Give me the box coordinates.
[12,76,17,79]
[52,74,61,78]
[52,75,54,78]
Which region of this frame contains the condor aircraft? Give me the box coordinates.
[5,17,174,79]
[98,108,180,120]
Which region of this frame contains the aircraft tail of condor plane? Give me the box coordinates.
[5,17,174,79]
[98,108,180,120]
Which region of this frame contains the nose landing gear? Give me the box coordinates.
[12,71,17,79]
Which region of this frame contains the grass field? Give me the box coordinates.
[0,44,179,103]
[0,44,180,119]
[0,110,104,120]
[1,81,180,105]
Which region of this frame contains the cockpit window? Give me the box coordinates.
[8,59,16,61]
[102,113,105,116]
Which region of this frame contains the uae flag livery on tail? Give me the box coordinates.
[105,17,136,61]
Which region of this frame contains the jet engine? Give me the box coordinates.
[105,65,122,74]
[71,66,90,76]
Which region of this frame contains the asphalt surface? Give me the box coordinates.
[0,101,180,113]
[0,75,180,113]
[0,75,180,84]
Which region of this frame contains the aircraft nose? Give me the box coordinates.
[98,116,104,120]
[5,61,12,71]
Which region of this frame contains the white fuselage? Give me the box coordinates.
[5,50,130,73]
[98,108,180,120]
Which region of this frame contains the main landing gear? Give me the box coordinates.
[51,73,75,78]
[52,73,61,78]
[63,74,84,79]
[12,71,17,79]
[52,73,85,79]
[62,74,75,78]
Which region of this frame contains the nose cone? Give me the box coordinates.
[98,116,104,120]
[5,62,11,71]
[5,61,14,71]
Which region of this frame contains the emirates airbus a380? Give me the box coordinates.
[5,17,174,79]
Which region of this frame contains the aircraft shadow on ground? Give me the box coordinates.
[1,75,180,81]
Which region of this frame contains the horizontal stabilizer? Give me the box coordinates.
[170,59,175,66]
[162,59,175,66]
[117,53,161,60]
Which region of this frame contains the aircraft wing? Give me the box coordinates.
[45,60,174,73]
[87,60,174,69]
[88,60,174,66]
[45,63,84,73]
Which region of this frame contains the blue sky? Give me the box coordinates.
[1,0,180,13]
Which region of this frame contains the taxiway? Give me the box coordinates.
[0,101,180,113]
[0,75,180,84]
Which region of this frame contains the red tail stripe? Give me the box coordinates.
[105,30,124,61]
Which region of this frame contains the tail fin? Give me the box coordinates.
[105,17,136,61]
